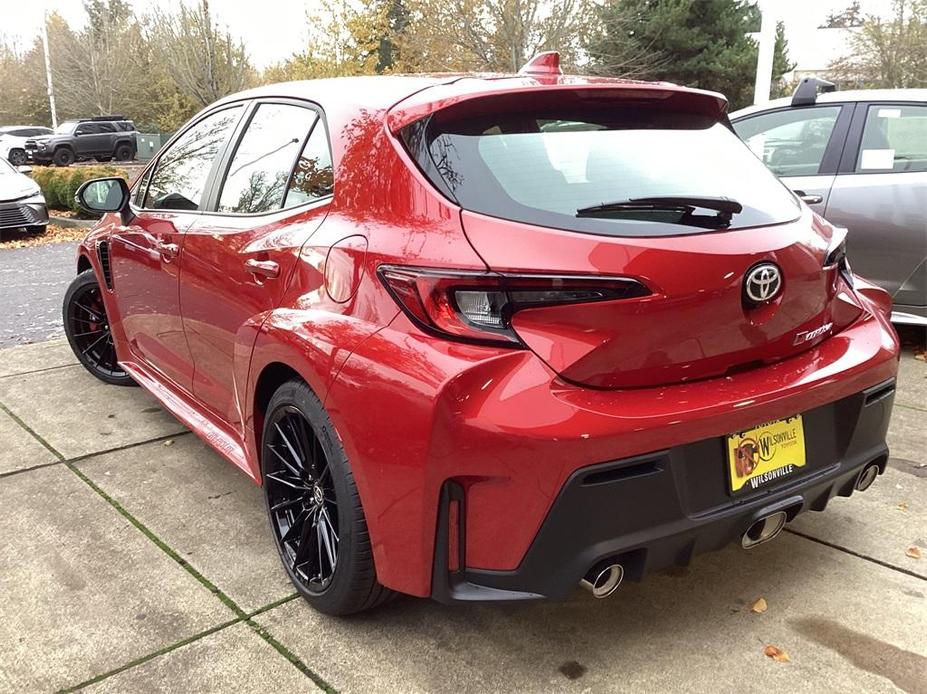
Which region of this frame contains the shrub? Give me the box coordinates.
[29,165,129,214]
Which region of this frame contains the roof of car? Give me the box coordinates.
[730,88,927,119]
[214,72,727,130]
[0,125,51,131]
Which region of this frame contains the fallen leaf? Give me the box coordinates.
[163,439,174,447]
[897,502,908,512]
[763,645,790,663]
[914,351,926,362]
[751,597,768,614]
[905,546,922,560]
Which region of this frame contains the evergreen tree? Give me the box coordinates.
[587,0,794,109]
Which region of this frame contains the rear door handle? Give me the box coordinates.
[793,190,823,205]
[245,259,280,280]
[157,241,180,261]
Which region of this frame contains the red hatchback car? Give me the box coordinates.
[65,54,899,615]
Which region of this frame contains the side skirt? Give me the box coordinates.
[120,360,257,482]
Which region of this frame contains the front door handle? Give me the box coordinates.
[245,259,280,280]
[157,241,180,261]
[793,190,823,205]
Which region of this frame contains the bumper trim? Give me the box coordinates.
[431,380,895,603]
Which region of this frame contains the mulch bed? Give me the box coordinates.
[0,224,87,249]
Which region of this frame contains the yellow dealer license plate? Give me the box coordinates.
[727,415,806,494]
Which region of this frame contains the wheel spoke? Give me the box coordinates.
[293,507,320,567]
[318,512,337,570]
[80,331,109,356]
[74,302,102,320]
[267,443,302,479]
[271,496,305,513]
[71,328,106,338]
[274,422,305,474]
[265,471,308,491]
[281,508,310,545]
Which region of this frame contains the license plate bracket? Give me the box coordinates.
[726,415,806,494]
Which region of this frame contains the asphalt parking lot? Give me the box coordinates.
[0,337,924,692]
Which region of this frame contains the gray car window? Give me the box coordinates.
[144,106,243,211]
[217,103,318,214]
[733,106,842,177]
[856,104,927,174]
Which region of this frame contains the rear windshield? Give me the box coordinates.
[406,107,800,237]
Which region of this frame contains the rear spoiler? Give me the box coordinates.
[387,79,728,133]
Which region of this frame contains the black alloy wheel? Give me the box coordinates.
[114,144,133,161]
[265,404,341,594]
[262,380,393,615]
[53,147,75,166]
[63,270,134,386]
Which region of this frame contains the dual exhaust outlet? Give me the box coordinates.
[582,462,881,596]
[741,462,881,549]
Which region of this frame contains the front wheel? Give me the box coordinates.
[262,380,394,615]
[7,148,26,166]
[53,147,75,167]
[63,270,135,386]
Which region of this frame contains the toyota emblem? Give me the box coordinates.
[744,263,782,303]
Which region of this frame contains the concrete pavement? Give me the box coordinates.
[0,339,924,693]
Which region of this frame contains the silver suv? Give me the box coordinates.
[730,80,927,326]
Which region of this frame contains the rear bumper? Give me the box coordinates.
[328,308,899,598]
[432,379,895,602]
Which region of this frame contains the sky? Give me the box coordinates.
[0,0,899,70]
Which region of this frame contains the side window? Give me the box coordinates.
[733,106,842,177]
[144,106,242,211]
[283,121,334,208]
[217,103,317,214]
[856,104,927,174]
[75,123,95,135]
[96,122,116,133]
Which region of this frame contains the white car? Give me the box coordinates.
[0,126,53,167]
[0,158,48,235]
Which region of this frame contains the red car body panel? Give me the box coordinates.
[75,71,900,600]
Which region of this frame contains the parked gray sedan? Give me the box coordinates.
[731,81,927,326]
[0,158,48,235]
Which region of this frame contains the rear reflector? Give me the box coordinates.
[378,265,650,346]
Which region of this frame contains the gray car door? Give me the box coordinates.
[732,103,852,215]
[823,102,927,315]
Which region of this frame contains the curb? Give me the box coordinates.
[50,215,96,229]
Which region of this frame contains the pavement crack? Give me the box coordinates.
[785,528,927,581]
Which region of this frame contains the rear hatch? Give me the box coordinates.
[397,84,863,388]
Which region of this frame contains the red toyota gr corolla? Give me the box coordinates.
[65,53,899,615]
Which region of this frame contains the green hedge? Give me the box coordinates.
[29,165,129,214]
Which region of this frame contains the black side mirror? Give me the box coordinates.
[75,177,134,225]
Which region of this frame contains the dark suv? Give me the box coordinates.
[25,116,137,166]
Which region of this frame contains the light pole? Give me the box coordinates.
[753,1,777,105]
[41,7,58,128]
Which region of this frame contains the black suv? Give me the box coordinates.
[25,116,137,166]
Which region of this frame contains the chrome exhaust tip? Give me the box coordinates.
[580,563,624,598]
[855,463,879,492]
[742,511,788,549]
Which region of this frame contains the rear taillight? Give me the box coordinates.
[377,265,650,346]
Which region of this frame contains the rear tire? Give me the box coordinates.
[63,270,135,386]
[53,147,75,167]
[114,143,133,161]
[262,379,394,615]
[8,148,26,166]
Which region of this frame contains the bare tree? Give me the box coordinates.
[148,0,254,107]
[830,0,927,88]
[52,1,149,117]
[394,0,597,73]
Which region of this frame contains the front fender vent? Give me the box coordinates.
[97,240,113,289]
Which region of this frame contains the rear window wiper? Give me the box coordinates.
[576,195,743,220]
